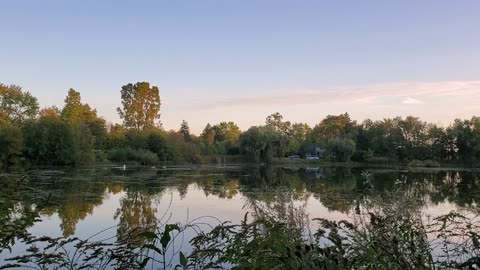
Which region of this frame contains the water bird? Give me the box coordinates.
[123,164,126,170]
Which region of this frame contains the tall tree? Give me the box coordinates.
[39,106,61,119]
[307,113,357,144]
[117,82,161,131]
[201,123,215,144]
[266,112,291,134]
[61,89,98,124]
[61,89,106,149]
[0,83,39,126]
[213,122,241,144]
[450,117,480,162]
[394,116,429,160]
[180,120,191,141]
[239,126,289,163]
[289,122,310,141]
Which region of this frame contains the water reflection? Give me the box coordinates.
[2,166,480,240]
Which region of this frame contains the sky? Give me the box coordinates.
[1,0,479,133]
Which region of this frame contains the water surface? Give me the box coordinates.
[1,165,480,267]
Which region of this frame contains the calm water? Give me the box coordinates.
[1,165,480,267]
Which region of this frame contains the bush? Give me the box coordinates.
[408,159,441,167]
[72,123,95,164]
[351,149,374,162]
[365,156,397,165]
[0,126,24,168]
[107,147,159,165]
[408,159,425,167]
[94,150,107,162]
[146,132,173,161]
[125,130,148,149]
[423,159,441,167]
[23,118,76,166]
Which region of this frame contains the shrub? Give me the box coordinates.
[351,149,374,162]
[408,159,425,167]
[107,147,159,165]
[146,132,173,161]
[94,150,107,162]
[72,123,95,164]
[0,126,24,168]
[125,130,148,149]
[23,118,76,166]
[365,156,397,165]
[423,159,441,167]
[408,159,441,167]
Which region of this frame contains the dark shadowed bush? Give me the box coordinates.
[23,118,76,166]
[0,126,24,168]
[408,159,441,167]
[107,147,159,165]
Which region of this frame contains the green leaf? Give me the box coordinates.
[179,251,187,267]
[160,232,171,249]
[160,224,180,249]
[139,257,150,268]
[142,244,162,255]
[140,231,158,241]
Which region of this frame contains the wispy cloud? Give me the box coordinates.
[402,97,423,104]
[197,80,480,109]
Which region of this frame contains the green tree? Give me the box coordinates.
[105,124,127,149]
[117,82,161,131]
[0,126,24,168]
[180,120,191,141]
[23,117,76,166]
[125,130,149,149]
[146,131,171,161]
[394,116,429,160]
[165,129,201,163]
[266,112,291,134]
[213,122,241,144]
[265,113,309,155]
[0,83,39,125]
[201,123,215,145]
[61,89,95,124]
[359,118,401,159]
[307,113,357,144]
[239,126,289,163]
[61,89,107,149]
[72,123,95,164]
[86,118,108,149]
[289,122,310,141]
[427,124,450,161]
[325,138,356,162]
[39,106,61,119]
[450,117,480,162]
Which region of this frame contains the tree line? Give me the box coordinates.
[1,81,479,168]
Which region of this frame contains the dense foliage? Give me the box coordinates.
[1,82,480,168]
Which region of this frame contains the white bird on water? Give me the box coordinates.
[123,164,126,170]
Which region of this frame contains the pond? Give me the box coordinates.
[1,165,480,269]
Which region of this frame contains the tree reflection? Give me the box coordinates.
[3,165,480,251]
[37,171,107,237]
[0,174,41,250]
[114,189,157,243]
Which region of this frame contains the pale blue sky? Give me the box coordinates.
[1,0,479,133]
